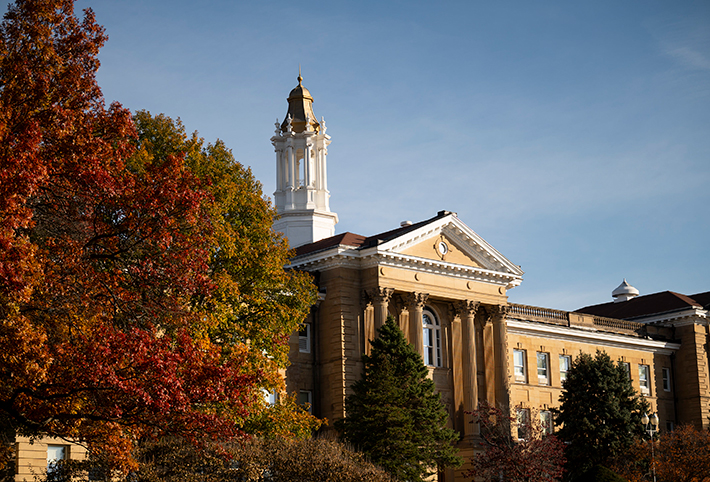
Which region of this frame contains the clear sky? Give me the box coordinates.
[29,1,710,310]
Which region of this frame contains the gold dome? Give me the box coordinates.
[281,71,320,134]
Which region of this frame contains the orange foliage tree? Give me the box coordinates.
[0,0,316,473]
[611,425,710,482]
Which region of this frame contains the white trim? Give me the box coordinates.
[632,309,708,326]
[287,215,524,288]
[507,319,680,355]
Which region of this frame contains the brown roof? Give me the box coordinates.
[689,291,710,310]
[293,232,367,257]
[292,211,454,258]
[576,291,705,320]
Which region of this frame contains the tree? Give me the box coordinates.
[0,0,316,473]
[555,351,649,480]
[336,316,462,481]
[611,424,710,482]
[45,435,397,482]
[465,400,566,482]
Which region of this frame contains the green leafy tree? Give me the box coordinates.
[0,0,316,471]
[336,316,462,481]
[555,351,649,480]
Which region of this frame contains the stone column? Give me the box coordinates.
[360,293,375,356]
[491,305,510,409]
[456,300,480,439]
[405,292,429,357]
[365,287,394,333]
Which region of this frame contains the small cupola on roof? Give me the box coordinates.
[612,279,640,303]
[280,69,320,134]
[271,71,337,248]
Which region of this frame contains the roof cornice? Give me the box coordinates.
[507,319,680,355]
[288,213,524,288]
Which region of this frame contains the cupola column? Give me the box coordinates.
[271,72,338,248]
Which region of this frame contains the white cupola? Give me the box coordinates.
[612,279,640,303]
[271,71,338,248]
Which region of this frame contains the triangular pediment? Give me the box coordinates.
[369,213,524,282]
[288,212,524,288]
[400,234,483,268]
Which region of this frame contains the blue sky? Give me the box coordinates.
[41,1,710,309]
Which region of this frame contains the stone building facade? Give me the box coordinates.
[9,75,708,482]
[274,76,710,481]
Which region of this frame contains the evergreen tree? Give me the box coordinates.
[555,351,649,480]
[336,316,461,481]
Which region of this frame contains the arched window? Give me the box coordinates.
[422,308,441,367]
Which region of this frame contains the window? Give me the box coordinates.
[299,390,312,414]
[559,355,571,384]
[516,408,531,440]
[47,445,67,479]
[263,389,277,405]
[666,421,674,432]
[537,352,549,385]
[514,349,527,383]
[662,367,671,392]
[298,323,311,353]
[639,365,651,395]
[540,410,554,435]
[422,309,441,367]
[621,362,631,380]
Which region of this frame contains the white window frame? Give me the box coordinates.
[662,367,671,392]
[540,410,554,435]
[514,349,527,383]
[263,389,278,406]
[299,390,312,414]
[639,364,651,395]
[516,408,531,440]
[621,361,631,381]
[47,445,68,475]
[298,323,311,353]
[537,352,549,385]
[422,308,442,367]
[559,355,571,384]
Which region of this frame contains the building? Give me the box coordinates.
[274,75,710,480]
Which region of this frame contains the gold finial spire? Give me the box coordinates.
[298,65,303,85]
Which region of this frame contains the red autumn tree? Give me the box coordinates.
[0,0,316,473]
[465,400,566,482]
[611,424,710,482]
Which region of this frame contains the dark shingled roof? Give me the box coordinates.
[576,291,707,320]
[293,211,454,258]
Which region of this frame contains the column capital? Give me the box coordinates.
[455,300,480,318]
[488,304,510,323]
[364,287,395,304]
[405,292,429,310]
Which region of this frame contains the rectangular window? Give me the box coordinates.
[423,327,441,366]
[516,408,531,440]
[621,362,631,380]
[47,445,67,476]
[298,323,311,353]
[299,390,312,414]
[540,410,554,435]
[559,355,571,384]
[514,349,527,383]
[263,389,277,406]
[662,367,671,392]
[537,352,549,385]
[639,365,651,395]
